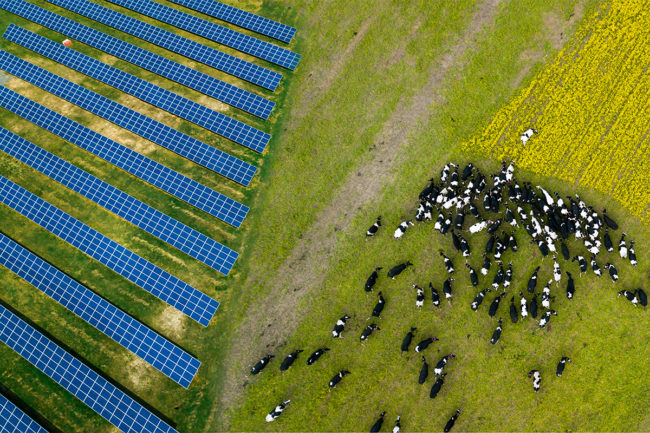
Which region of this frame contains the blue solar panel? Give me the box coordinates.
[3,26,271,152]
[167,0,296,44]
[104,0,300,70]
[0,304,179,433]
[0,127,238,275]
[0,0,281,93]
[0,175,219,327]
[0,233,200,388]
[0,49,258,187]
[0,393,48,433]
[0,86,249,227]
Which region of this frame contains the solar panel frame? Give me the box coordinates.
[0,392,48,433]
[0,49,258,188]
[167,0,296,44]
[0,233,200,388]
[0,126,237,275]
[0,0,281,92]
[0,175,219,327]
[0,304,179,433]
[0,86,250,228]
[104,0,300,70]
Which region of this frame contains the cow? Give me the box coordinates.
[539,310,557,328]
[528,370,541,392]
[388,262,413,279]
[415,337,438,353]
[440,252,455,274]
[265,400,290,422]
[306,348,330,365]
[393,416,401,433]
[604,263,618,282]
[509,296,518,323]
[529,293,539,318]
[490,318,503,344]
[329,370,351,388]
[434,354,454,375]
[471,288,491,311]
[444,409,461,432]
[519,291,528,318]
[556,357,571,377]
[251,355,274,375]
[280,350,303,371]
[419,356,429,384]
[372,292,386,318]
[366,216,382,237]
[394,221,415,239]
[365,267,382,292]
[541,280,553,309]
[590,256,602,277]
[466,263,479,286]
[414,284,425,308]
[443,278,454,299]
[636,288,647,307]
[360,324,380,341]
[628,241,637,266]
[618,233,628,259]
[430,283,441,307]
[617,290,638,306]
[566,272,575,299]
[370,412,386,433]
[429,373,447,399]
[488,292,506,317]
[402,327,417,352]
[481,253,491,276]
[553,257,561,285]
[332,314,351,338]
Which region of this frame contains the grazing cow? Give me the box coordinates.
[590,256,602,277]
[419,356,429,384]
[280,350,304,371]
[486,235,496,254]
[329,370,351,388]
[372,292,386,318]
[466,264,479,286]
[471,288,491,311]
[251,355,274,375]
[429,373,447,399]
[553,257,561,285]
[440,252,455,274]
[528,370,541,392]
[534,239,549,257]
[636,288,647,307]
[360,324,380,341]
[451,230,462,251]
[488,292,506,317]
[394,221,415,239]
[505,161,515,182]
[503,262,513,288]
[560,241,570,261]
[537,186,554,206]
[617,290,638,306]
[481,253,491,276]
[393,416,401,433]
[519,291,528,318]
[509,232,518,252]
[539,310,557,328]
[520,128,537,145]
[365,267,382,292]
[604,263,618,282]
[450,169,459,188]
[490,318,503,344]
[628,241,637,266]
[265,400,290,422]
[566,272,575,299]
[402,327,417,352]
[488,219,502,234]
[542,280,553,309]
[509,297,518,323]
[604,229,614,252]
[430,283,441,307]
[602,208,618,230]
[618,233,628,259]
[462,163,474,180]
[444,409,461,432]
[441,215,453,234]
[492,264,504,289]
[415,337,438,353]
[414,285,425,308]
[419,178,436,199]
[529,293,538,318]
[366,216,382,237]
[435,213,445,232]
[370,411,386,433]
[556,357,571,377]
[506,207,517,227]
[454,210,465,230]
[470,220,488,234]
[460,237,471,258]
[443,278,454,299]
[572,256,587,274]
[332,314,351,338]
[434,354,454,376]
[388,262,413,279]
[306,348,330,365]
[493,238,505,261]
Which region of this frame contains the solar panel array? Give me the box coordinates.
[0,127,237,275]
[105,0,300,70]
[0,304,179,433]
[0,175,219,327]
[1,0,281,93]
[167,0,296,43]
[0,86,250,225]
[0,233,200,388]
[0,393,48,433]
[0,50,258,187]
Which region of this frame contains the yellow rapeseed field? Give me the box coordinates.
[464,0,650,223]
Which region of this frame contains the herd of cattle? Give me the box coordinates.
[250,161,644,431]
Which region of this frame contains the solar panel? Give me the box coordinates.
[3,26,271,151]
[104,0,300,70]
[0,0,281,93]
[0,50,258,186]
[0,86,250,227]
[0,233,200,388]
[167,0,296,44]
[0,175,219,327]
[0,304,179,433]
[0,392,48,433]
[0,127,237,275]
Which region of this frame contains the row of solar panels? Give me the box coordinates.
[0,1,298,432]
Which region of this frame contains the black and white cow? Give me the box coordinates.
[628,241,637,266]
[366,216,382,237]
[429,373,447,399]
[617,290,638,306]
[459,236,471,258]
[360,324,380,341]
[553,257,561,285]
[466,263,479,286]
[434,354,454,375]
[372,292,386,318]
[414,285,425,308]
[604,228,614,252]
[539,310,557,328]
[306,348,330,365]
[440,252,455,274]
[618,233,628,259]
[590,256,602,277]
[444,409,461,432]
[492,264,504,289]
[490,318,503,344]
[365,267,382,292]
[280,350,303,371]
[488,292,506,317]
[541,280,553,309]
[370,411,386,433]
[430,283,441,307]
[415,337,438,353]
[520,128,538,145]
[566,272,575,300]
[418,356,429,384]
[471,288,491,311]
[503,262,513,288]
[388,262,413,279]
[509,296,518,323]
[604,263,618,282]
[556,357,571,377]
[470,220,488,234]
[519,291,528,318]
[251,355,274,375]
[332,314,351,338]
[265,400,290,422]
[527,370,541,392]
[394,220,414,239]
[508,231,518,252]
[572,255,587,275]
[443,278,454,299]
[481,253,491,276]
[329,370,351,388]
[392,416,401,433]
[401,327,417,352]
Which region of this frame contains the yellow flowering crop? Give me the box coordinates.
[464,0,650,223]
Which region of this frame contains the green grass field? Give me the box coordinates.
[0,0,648,432]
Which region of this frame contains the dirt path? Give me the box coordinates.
[210,0,502,429]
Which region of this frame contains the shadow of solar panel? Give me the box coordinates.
[0,233,200,388]
[0,49,258,188]
[104,0,300,70]
[0,175,219,326]
[167,0,296,44]
[0,393,48,433]
[0,127,237,274]
[0,0,281,93]
[0,304,179,433]
[0,86,249,228]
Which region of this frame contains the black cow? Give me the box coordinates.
[556,357,571,377]
[429,373,447,399]
[451,230,462,251]
[365,267,382,292]
[444,409,461,432]
[490,318,503,344]
[370,411,386,433]
[602,208,618,229]
[372,292,386,318]
[251,355,274,375]
[418,356,429,384]
[306,348,330,365]
[360,324,380,341]
[280,350,303,371]
[509,297,518,323]
[566,272,575,299]
[529,293,538,318]
[636,288,647,307]
[388,262,413,279]
[430,283,441,307]
[401,327,417,352]
[415,337,438,353]
[488,292,506,317]
[329,370,351,388]
[560,241,570,260]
